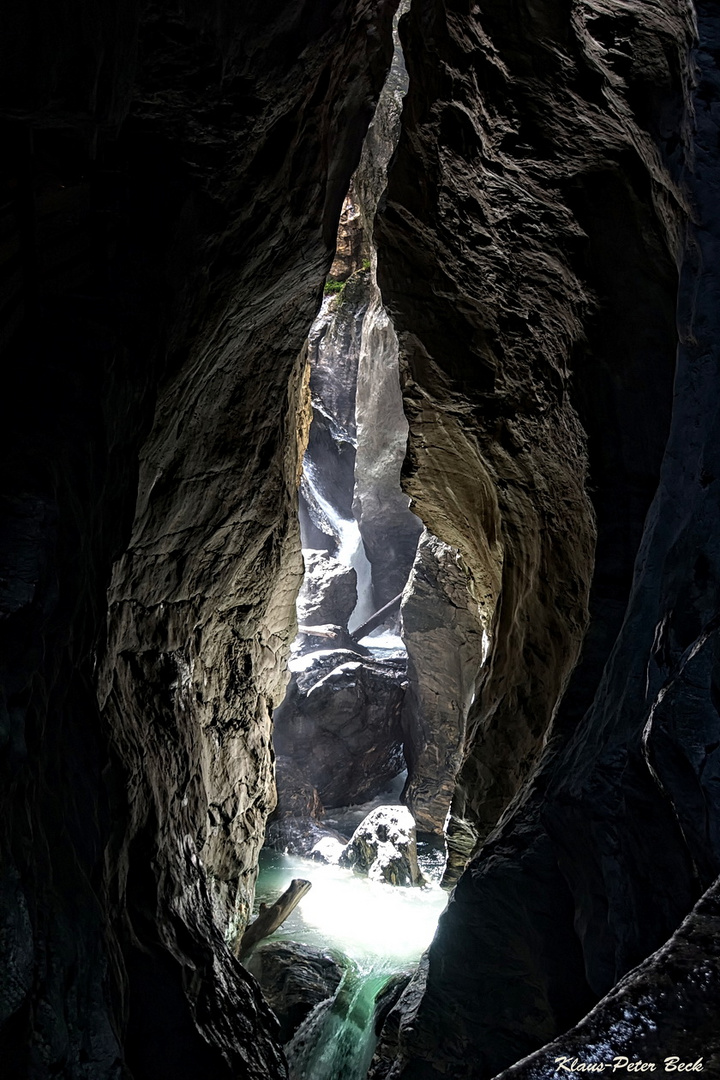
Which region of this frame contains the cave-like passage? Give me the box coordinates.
[239,19,489,1076]
[253,184,449,1080]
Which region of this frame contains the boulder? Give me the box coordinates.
[245,942,344,1044]
[296,550,357,629]
[273,652,407,807]
[339,806,424,886]
[308,835,346,865]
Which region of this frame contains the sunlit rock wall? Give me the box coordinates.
[352,19,424,612]
[0,1,398,1076]
[372,0,718,1076]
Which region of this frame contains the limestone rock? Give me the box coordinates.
[328,185,367,283]
[300,269,373,547]
[400,531,487,836]
[264,756,348,858]
[309,836,346,865]
[353,287,423,610]
[296,550,358,629]
[273,652,407,808]
[0,0,398,1075]
[371,0,709,1075]
[339,806,423,887]
[374,972,413,1037]
[245,942,344,1045]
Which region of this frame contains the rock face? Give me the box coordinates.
[273,651,407,808]
[5,1,720,1079]
[400,530,487,836]
[370,0,720,1077]
[302,270,370,550]
[494,877,720,1079]
[339,806,423,886]
[353,285,423,610]
[245,942,344,1045]
[0,1,398,1077]
[352,14,424,611]
[296,549,358,628]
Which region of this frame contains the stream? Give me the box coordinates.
[251,840,448,1080]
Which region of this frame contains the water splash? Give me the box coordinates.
[253,849,447,1079]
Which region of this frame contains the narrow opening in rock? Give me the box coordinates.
[242,14,493,1078]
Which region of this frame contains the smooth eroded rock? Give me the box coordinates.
[296,550,358,629]
[245,942,344,1045]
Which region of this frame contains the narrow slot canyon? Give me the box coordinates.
[2,2,720,1080]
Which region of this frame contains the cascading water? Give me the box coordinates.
[300,458,375,631]
[253,839,447,1080]
[262,12,460,1075]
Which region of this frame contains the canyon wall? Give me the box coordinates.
[373,0,720,1076]
[0,2,398,1076]
[3,0,720,1078]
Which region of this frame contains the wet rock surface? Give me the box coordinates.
[5,0,720,1078]
[494,878,720,1079]
[372,1,720,1077]
[374,972,413,1037]
[245,942,344,1045]
[339,805,423,887]
[352,25,423,611]
[273,651,407,808]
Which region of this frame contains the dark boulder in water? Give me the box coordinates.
[245,941,344,1044]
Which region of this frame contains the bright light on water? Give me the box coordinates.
[253,849,448,1080]
[255,850,447,967]
[357,631,406,653]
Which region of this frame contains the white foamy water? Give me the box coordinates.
[254,850,447,966]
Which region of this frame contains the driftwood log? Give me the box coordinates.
[350,592,403,642]
[237,878,312,957]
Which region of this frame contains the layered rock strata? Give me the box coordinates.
[373,0,720,1076]
[0,1,399,1076]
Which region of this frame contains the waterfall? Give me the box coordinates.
[286,961,393,1080]
[253,848,447,1080]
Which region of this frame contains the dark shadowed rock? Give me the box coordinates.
[374,972,413,1037]
[0,0,399,1075]
[245,942,344,1045]
[264,755,348,857]
[371,1,720,1076]
[494,877,720,1079]
[339,806,423,886]
[273,652,407,807]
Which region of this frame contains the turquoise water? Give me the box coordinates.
[252,847,448,1080]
